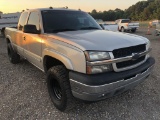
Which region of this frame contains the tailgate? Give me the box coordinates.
[128,23,139,27]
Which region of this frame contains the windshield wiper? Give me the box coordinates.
[51,28,78,33]
[79,27,100,30]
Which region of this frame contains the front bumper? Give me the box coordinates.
[69,57,155,101]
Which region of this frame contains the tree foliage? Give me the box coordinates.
[89,0,160,21]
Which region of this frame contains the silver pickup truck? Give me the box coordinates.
[116,19,139,33]
[5,8,155,111]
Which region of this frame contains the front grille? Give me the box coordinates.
[112,44,146,69]
[116,56,145,68]
[113,44,146,58]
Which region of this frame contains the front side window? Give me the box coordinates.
[27,11,40,31]
[41,10,101,33]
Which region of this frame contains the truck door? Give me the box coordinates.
[16,12,28,56]
[23,11,43,69]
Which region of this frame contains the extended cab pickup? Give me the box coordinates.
[5,8,155,111]
[116,19,139,33]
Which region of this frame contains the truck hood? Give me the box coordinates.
[48,30,148,51]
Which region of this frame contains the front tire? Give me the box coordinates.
[47,65,75,111]
[7,43,20,64]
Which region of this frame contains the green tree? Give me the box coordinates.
[89,0,160,21]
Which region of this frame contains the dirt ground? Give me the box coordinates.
[0,28,160,120]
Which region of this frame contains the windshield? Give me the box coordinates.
[41,10,101,33]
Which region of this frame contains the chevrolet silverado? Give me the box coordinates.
[5,8,155,111]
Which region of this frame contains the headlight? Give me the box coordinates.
[146,40,151,59]
[146,40,151,50]
[85,51,112,74]
[85,51,110,61]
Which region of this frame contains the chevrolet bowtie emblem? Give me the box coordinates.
[132,53,140,61]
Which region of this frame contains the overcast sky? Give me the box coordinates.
[0,0,147,13]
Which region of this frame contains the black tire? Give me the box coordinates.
[7,43,20,64]
[121,27,125,32]
[131,29,136,33]
[154,30,159,36]
[1,28,5,37]
[47,65,75,111]
[118,27,121,32]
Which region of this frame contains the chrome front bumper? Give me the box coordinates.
[70,65,154,101]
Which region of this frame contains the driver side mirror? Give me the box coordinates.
[23,24,40,34]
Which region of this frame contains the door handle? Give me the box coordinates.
[23,36,26,40]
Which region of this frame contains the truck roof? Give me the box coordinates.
[24,8,80,12]
[117,19,130,21]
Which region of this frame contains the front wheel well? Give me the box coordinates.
[43,56,65,73]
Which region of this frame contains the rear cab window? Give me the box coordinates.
[18,12,28,30]
[121,20,131,23]
[27,11,40,31]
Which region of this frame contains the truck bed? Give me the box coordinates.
[128,23,139,27]
[5,27,19,43]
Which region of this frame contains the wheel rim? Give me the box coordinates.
[50,78,62,100]
[122,28,124,32]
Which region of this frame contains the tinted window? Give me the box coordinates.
[121,20,130,23]
[41,10,101,33]
[18,12,28,30]
[27,11,40,31]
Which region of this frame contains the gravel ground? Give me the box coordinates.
[0,28,160,120]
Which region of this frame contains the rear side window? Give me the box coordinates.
[121,20,130,23]
[18,12,28,30]
[27,11,40,31]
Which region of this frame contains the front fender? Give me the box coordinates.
[43,48,74,70]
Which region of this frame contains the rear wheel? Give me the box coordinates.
[121,27,125,32]
[154,30,159,36]
[47,65,75,111]
[131,29,136,33]
[7,43,20,64]
[1,28,5,37]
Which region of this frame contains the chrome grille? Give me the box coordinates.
[113,44,146,58]
[116,56,145,68]
[112,44,146,69]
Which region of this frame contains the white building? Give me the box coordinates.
[0,12,21,35]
